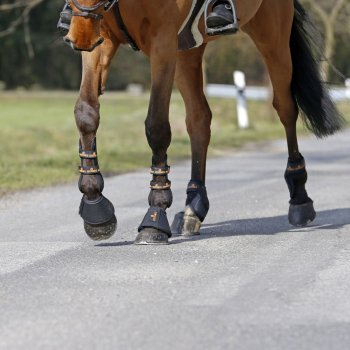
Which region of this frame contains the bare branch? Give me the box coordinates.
[0,0,44,58]
[330,0,347,21]
[0,0,44,11]
[301,0,350,79]
[24,10,34,58]
[0,1,27,11]
[0,14,25,38]
[302,0,328,24]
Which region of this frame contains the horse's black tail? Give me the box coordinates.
[290,0,344,138]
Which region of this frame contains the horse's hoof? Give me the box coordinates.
[182,206,201,236]
[171,207,202,236]
[288,202,316,227]
[134,228,169,245]
[84,215,117,241]
[170,211,185,235]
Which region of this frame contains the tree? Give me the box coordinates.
[0,0,83,90]
[1,1,349,89]
[302,0,350,80]
[205,34,266,85]
[0,0,44,58]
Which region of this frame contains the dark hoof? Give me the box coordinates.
[288,202,316,227]
[171,211,185,236]
[84,215,117,241]
[171,208,201,237]
[182,206,201,236]
[134,228,169,245]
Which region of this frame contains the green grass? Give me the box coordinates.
[0,91,349,193]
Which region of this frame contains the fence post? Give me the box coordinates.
[345,78,350,100]
[233,70,249,129]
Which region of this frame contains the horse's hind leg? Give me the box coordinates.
[75,37,119,240]
[171,45,211,236]
[134,37,178,245]
[245,0,315,226]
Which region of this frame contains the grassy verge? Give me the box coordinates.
[0,91,349,193]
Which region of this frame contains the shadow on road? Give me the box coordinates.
[93,208,350,246]
[171,208,350,244]
[95,241,134,247]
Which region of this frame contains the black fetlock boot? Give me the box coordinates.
[78,139,117,240]
[135,161,173,245]
[284,155,316,226]
[205,0,238,36]
[171,180,210,236]
[57,3,73,35]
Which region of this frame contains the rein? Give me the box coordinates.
[113,2,140,51]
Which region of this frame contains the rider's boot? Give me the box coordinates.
[206,0,238,36]
[57,3,73,35]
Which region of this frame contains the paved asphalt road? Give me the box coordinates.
[1,130,350,350]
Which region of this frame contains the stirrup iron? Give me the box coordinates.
[205,0,239,36]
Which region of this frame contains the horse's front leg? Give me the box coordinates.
[75,39,118,240]
[134,41,177,245]
[171,45,211,236]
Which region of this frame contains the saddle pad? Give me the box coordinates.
[178,0,206,51]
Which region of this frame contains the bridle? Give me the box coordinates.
[67,0,117,20]
[65,0,140,52]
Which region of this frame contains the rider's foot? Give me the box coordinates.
[57,3,73,35]
[206,1,234,28]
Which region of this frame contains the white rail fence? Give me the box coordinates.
[206,71,349,129]
[206,84,350,101]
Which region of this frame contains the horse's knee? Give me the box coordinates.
[145,119,171,137]
[145,119,171,152]
[75,98,100,135]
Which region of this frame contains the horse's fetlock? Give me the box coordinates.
[284,155,310,205]
[78,173,104,198]
[185,180,209,222]
[148,189,173,209]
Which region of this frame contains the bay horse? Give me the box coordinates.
[63,0,343,244]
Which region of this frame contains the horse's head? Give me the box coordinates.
[64,0,116,51]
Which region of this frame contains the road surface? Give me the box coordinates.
[1,130,350,350]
